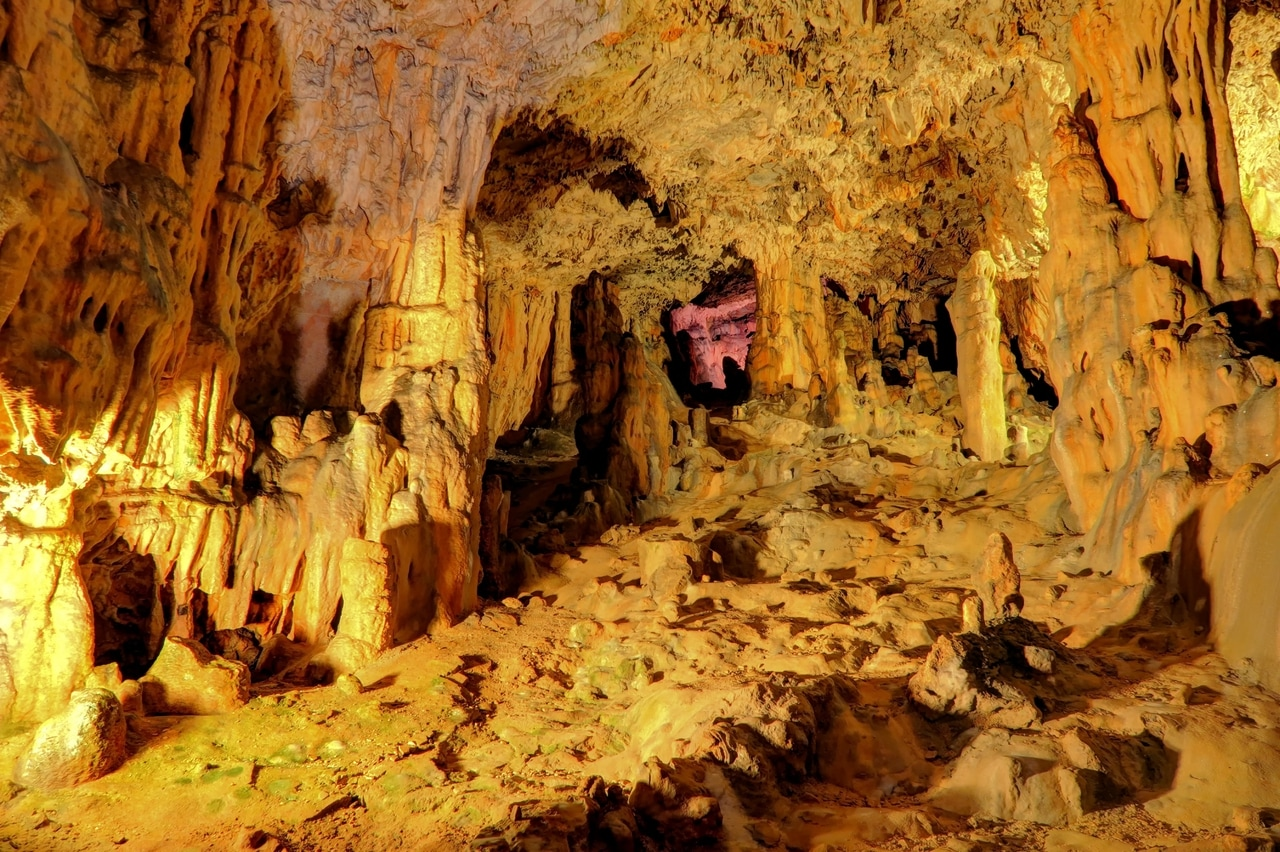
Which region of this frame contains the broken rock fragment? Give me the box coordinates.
[638,536,701,601]
[139,637,250,715]
[909,616,1070,729]
[203,628,263,669]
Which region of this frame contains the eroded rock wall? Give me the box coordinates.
[1031,0,1280,601]
[0,0,621,722]
[8,0,1280,726]
[0,0,291,722]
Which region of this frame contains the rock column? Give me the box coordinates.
[949,252,1008,462]
[746,249,859,429]
[359,210,490,629]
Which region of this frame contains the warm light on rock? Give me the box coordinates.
[4,0,1280,846]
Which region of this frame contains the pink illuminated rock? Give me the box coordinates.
[670,279,757,391]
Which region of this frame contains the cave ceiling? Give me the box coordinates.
[474,0,1069,325]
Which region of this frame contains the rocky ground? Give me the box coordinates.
[3,398,1279,852]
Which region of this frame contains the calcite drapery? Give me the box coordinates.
[748,250,834,402]
[746,248,859,430]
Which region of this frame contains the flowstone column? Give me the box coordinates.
[359,209,490,629]
[746,250,858,429]
[949,252,1008,462]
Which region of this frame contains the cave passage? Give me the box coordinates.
[664,263,756,407]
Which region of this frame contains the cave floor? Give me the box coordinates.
[3,411,1279,852]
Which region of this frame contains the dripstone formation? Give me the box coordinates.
[5,0,1280,848]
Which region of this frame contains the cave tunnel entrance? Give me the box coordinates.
[926,299,959,374]
[663,261,757,409]
[79,535,162,679]
[1011,336,1060,408]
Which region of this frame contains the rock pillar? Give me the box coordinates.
[359,210,489,629]
[746,250,858,429]
[949,252,1008,462]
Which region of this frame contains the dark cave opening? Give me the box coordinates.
[80,536,161,679]
[1011,336,1061,408]
[927,299,960,374]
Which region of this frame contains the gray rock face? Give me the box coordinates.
[14,688,126,790]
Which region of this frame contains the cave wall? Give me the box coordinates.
[1033,0,1280,608]
[0,0,621,723]
[5,0,1280,725]
[0,0,291,722]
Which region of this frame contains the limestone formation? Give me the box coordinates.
[638,536,702,603]
[668,274,756,391]
[1205,466,1280,692]
[974,531,1023,621]
[337,539,396,653]
[949,252,1009,462]
[8,0,1280,845]
[13,689,126,790]
[139,637,250,716]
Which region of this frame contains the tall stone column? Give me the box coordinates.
[949,252,1008,462]
[748,252,830,399]
[359,209,489,629]
[746,249,859,429]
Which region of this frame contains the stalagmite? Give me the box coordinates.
[974,532,1023,621]
[949,252,1008,462]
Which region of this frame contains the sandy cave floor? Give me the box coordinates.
[2,407,1278,852]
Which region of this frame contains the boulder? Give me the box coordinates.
[638,536,701,601]
[14,688,126,789]
[255,633,309,678]
[139,637,250,715]
[928,729,1086,826]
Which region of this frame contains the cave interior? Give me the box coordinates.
[5,0,1280,848]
